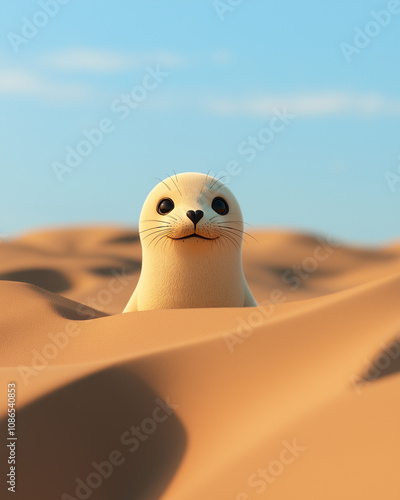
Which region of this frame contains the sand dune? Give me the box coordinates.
[1,226,399,499]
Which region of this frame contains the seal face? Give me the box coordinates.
[123,172,257,311]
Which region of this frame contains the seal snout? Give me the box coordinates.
[186,210,204,226]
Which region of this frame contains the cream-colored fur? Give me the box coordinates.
[123,172,257,311]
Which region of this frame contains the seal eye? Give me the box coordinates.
[212,197,229,215]
[157,198,174,215]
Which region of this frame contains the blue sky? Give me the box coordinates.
[1,0,399,244]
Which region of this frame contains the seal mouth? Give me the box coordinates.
[168,233,218,241]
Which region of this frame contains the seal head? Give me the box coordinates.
[123,172,257,311]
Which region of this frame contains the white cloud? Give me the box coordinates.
[0,69,90,100]
[42,48,185,72]
[41,47,234,73]
[2,64,398,119]
[0,69,43,94]
[208,92,400,116]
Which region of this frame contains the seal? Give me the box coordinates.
[123,172,257,311]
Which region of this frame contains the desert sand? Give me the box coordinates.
[1,225,400,499]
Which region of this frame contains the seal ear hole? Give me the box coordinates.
[157,198,175,215]
[212,197,229,215]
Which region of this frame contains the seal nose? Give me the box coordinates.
[186,210,204,225]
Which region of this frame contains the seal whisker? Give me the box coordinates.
[153,177,172,192]
[139,225,170,234]
[219,230,240,250]
[218,226,244,239]
[213,183,225,193]
[141,228,170,242]
[217,225,257,242]
[240,228,258,242]
[168,175,182,196]
[218,226,242,239]
[225,231,251,245]
[221,233,239,251]
[237,230,257,243]
[223,215,254,227]
[218,226,244,238]
[148,230,170,247]
[216,222,243,229]
[161,234,171,251]
[216,220,242,223]
[141,219,170,224]
[221,234,231,252]
[220,232,243,248]
[218,226,243,243]
[209,175,228,189]
[216,223,243,230]
[141,231,166,242]
[154,232,171,248]
[239,220,256,229]
[149,235,164,249]
[219,219,256,230]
